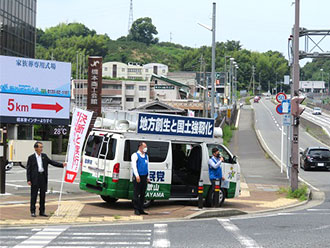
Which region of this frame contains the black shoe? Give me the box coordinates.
[140,211,149,215]
[31,213,36,217]
[134,210,141,215]
[39,213,48,217]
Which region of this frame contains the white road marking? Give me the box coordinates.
[5,183,29,188]
[14,226,68,248]
[218,219,262,248]
[235,108,241,129]
[307,209,330,212]
[153,224,170,248]
[71,232,151,236]
[48,241,150,245]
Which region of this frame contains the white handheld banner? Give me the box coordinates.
[65,108,93,183]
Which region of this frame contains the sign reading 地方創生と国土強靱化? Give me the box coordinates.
[137,113,214,138]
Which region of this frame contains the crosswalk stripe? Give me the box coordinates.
[218,219,262,248]
[14,226,68,248]
[49,241,150,245]
[152,224,170,248]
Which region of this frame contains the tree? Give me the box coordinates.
[128,17,158,45]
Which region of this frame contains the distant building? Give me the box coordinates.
[73,73,193,111]
[300,81,325,93]
[150,74,190,100]
[72,79,150,111]
[102,62,168,80]
[0,0,37,58]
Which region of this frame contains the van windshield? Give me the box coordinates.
[84,135,116,160]
[207,144,231,163]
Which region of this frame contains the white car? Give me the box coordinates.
[312,107,322,115]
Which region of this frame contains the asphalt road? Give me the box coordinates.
[253,98,330,193]
[4,165,82,196]
[1,196,329,248]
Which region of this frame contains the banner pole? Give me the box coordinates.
[56,112,73,217]
[56,166,66,216]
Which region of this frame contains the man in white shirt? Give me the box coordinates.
[131,142,149,215]
[27,142,66,217]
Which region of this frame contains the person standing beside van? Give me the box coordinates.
[131,142,149,215]
[208,148,225,192]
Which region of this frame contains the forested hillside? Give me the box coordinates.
[36,20,328,92]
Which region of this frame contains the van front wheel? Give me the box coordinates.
[205,188,226,207]
[100,195,118,204]
[144,200,154,208]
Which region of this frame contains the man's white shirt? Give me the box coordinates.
[35,152,44,172]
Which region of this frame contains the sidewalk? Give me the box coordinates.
[0,181,300,226]
[0,106,304,227]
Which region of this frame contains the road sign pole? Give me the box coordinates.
[280,124,284,173]
[287,124,291,179]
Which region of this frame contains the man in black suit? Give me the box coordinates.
[27,141,66,217]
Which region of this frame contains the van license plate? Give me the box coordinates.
[318,163,324,167]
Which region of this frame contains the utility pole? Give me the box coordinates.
[210,2,216,118]
[170,32,172,43]
[199,55,206,116]
[76,52,79,107]
[229,58,234,104]
[252,65,255,95]
[291,0,300,191]
[203,62,208,117]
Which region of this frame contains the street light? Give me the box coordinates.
[320,68,324,81]
[197,2,216,118]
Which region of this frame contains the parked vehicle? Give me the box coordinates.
[312,107,322,115]
[300,147,330,171]
[253,96,260,103]
[80,111,241,207]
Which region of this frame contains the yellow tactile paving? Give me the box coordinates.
[257,198,298,208]
[0,215,144,225]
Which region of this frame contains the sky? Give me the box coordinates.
[37,0,330,62]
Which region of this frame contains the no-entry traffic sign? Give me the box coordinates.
[276,104,284,115]
[276,92,287,103]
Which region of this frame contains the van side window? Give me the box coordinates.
[85,135,117,160]
[207,144,231,163]
[124,140,169,162]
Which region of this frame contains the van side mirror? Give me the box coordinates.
[232,155,237,163]
[299,151,303,155]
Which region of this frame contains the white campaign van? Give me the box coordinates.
[79,111,241,207]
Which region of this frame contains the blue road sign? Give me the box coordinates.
[283,114,291,126]
[281,99,291,114]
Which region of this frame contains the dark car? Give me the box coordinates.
[300,147,330,171]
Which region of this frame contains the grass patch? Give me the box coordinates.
[265,153,270,159]
[245,97,252,105]
[306,126,310,133]
[278,184,308,201]
[223,125,236,146]
[114,215,121,220]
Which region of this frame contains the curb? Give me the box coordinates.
[185,208,247,219]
